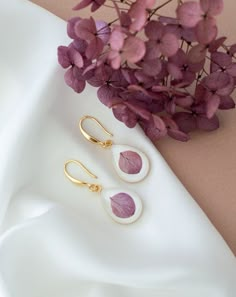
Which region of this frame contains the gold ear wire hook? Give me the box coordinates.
[79,115,113,149]
[64,160,102,193]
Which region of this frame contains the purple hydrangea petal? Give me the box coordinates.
[196,114,219,131]
[119,151,143,174]
[219,96,236,110]
[110,193,136,218]
[168,129,190,142]
[173,112,197,133]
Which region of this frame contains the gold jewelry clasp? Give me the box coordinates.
[79,115,113,149]
[64,160,102,193]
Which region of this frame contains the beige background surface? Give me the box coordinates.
[31,0,236,255]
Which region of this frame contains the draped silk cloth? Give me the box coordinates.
[0,1,235,296]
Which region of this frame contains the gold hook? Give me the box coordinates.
[79,115,113,149]
[64,160,102,193]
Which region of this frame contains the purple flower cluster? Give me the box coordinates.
[58,0,235,142]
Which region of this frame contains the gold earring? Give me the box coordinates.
[64,159,142,224]
[79,115,150,183]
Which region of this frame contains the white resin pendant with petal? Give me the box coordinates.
[101,188,142,224]
[111,145,149,183]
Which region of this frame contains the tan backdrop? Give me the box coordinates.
[31,0,236,255]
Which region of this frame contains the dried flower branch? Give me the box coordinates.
[58,0,235,142]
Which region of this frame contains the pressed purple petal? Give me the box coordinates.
[119,151,142,174]
[196,115,219,131]
[177,2,202,28]
[110,193,136,218]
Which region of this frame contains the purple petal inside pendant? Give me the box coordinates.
[110,193,136,218]
[119,151,142,174]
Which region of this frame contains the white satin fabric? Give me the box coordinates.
[0,0,235,296]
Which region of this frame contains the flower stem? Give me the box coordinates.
[148,0,174,20]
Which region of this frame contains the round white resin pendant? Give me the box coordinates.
[111,145,149,183]
[101,188,142,224]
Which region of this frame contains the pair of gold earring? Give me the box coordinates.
[64,115,150,224]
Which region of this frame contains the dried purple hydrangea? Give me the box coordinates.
[58,0,235,142]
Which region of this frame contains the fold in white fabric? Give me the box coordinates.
[0,0,235,296]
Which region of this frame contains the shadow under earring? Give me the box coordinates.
[79,115,150,183]
[64,160,143,224]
